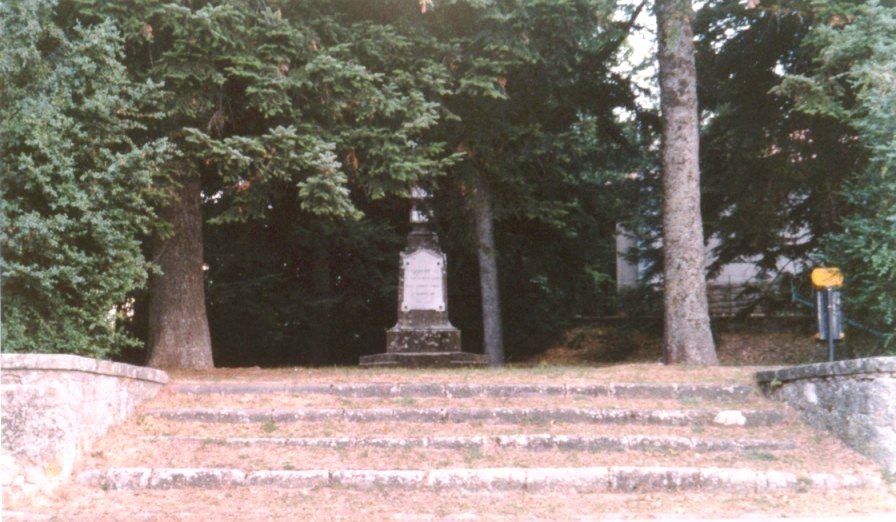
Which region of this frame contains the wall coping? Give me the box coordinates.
[0,354,168,385]
[756,356,896,383]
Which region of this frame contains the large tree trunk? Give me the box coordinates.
[147,177,214,369]
[656,0,717,365]
[471,175,505,366]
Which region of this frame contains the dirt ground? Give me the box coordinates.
[528,317,890,367]
[28,486,896,521]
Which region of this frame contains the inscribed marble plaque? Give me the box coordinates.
[401,249,445,311]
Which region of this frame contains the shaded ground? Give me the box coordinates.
[529,317,891,367]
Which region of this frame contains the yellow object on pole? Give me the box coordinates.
[811,267,843,288]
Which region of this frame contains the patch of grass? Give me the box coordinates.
[521,415,550,427]
[282,463,295,470]
[262,422,278,433]
[797,475,813,493]
[745,452,778,462]
[465,446,483,463]
[396,396,417,407]
[678,397,700,407]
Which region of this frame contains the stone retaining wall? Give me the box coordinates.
[756,357,896,475]
[1,354,168,502]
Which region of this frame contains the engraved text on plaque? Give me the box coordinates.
[401,249,445,311]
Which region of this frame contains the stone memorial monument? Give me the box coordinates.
[360,188,488,367]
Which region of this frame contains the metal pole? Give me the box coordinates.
[826,287,836,362]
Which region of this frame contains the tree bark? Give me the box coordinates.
[147,177,214,369]
[656,0,717,365]
[471,175,505,366]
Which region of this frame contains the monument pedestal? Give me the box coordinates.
[360,227,487,368]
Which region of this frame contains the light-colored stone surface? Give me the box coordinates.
[73,465,882,492]
[331,469,425,489]
[757,357,896,475]
[148,468,245,489]
[170,381,756,400]
[136,433,795,454]
[427,468,527,491]
[245,470,329,487]
[524,467,611,492]
[142,405,785,427]
[1,354,168,503]
[712,410,746,426]
[77,467,152,490]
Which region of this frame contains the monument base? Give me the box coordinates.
[359,351,488,368]
[360,324,488,368]
[386,325,460,353]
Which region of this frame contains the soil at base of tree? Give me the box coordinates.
[528,316,890,367]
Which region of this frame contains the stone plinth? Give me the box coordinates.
[361,227,487,368]
[756,357,896,474]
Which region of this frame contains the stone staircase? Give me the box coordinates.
[39,369,896,519]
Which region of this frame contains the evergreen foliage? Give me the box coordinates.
[66,0,458,364]
[417,0,645,356]
[1,0,169,357]
[14,0,892,363]
[776,0,896,343]
[695,0,862,280]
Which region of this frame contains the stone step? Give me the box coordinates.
[142,406,784,427]
[168,382,756,401]
[138,434,797,453]
[76,465,881,493]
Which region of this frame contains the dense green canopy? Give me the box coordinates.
[2,0,892,363]
[1,0,169,357]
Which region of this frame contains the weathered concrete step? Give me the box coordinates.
[139,434,797,452]
[77,466,880,493]
[169,382,755,400]
[143,407,784,426]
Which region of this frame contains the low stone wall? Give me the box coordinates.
[1,354,168,502]
[756,357,896,475]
